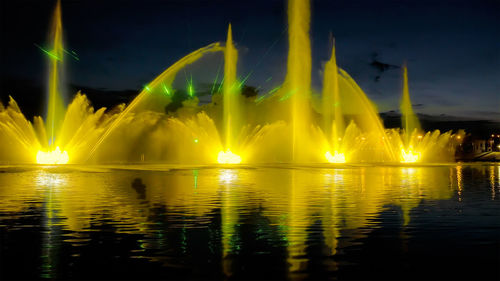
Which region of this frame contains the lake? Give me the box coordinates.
[0,164,499,280]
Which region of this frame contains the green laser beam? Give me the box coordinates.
[34,44,61,61]
[237,72,252,89]
[255,94,267,103]
[217,76,225,94]
[268,85,281,94]
[62,48,79,61]
[162,83,171,96]
[233,28,286,95]
[279,89,296,102]
[211,57,223,95]
[187,76,194,97]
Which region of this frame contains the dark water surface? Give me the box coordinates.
[0,164,499,280]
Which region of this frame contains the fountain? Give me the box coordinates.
[219,24,242,164]
[0,0,464,165]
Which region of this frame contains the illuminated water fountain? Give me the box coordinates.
[0,0,464,165]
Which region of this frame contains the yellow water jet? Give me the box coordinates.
[46,0,66,148]
[286,0,312,162]
[400,64,421,145]
[223,24,241,152]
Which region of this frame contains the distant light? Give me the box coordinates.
[144,85,152,92]
[194,139,199,143]
[456,135,461,139]
[417,135,423,139]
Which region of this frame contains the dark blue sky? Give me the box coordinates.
[1,0,498,120]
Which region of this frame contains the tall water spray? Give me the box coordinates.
[322,41,345,159]
[285,0,312,162]
[221,24,242,161]
[46,0,66,148]
[400,64,421,146]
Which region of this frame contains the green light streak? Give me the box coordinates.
[188,83,194,97]
[269,86,281,94]
[255,95,267,103]
[62,48,79,61]
[265,76,273,82]
[279,89,297,102]
[237,72,253,89]
[211,58,223,95]
[162,83,171,96]
[187,75,194,97]
[193,169,199,189]
[217,76,225,94]
[34,43,61,61]
[144,85,152,92]
[255,85,281,104]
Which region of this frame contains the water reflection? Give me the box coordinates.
[0,164,498,279]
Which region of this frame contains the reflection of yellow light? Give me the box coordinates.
[219,169,238,184]
[400,149,419,163]
[217,150,241,164]
[456,135,461,139]
[417,135,423,139]
[36,147,69,164]
[325,151,346,163]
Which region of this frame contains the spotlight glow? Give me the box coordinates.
[36,147,69,164]
[400,149,420,163]
[217,149,241,164]
[325,151,346,163]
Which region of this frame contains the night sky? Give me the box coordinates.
[1,0,498,120]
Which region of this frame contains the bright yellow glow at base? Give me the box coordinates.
[400,149,420,163]
[217,150,241,164]
[36,147,69,164]
[325,151,346,163]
